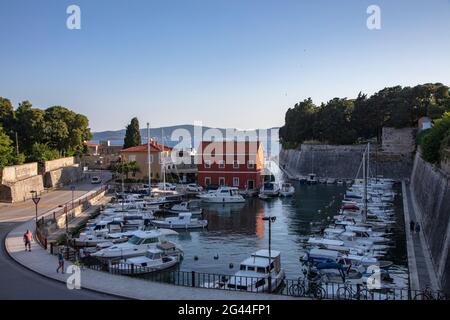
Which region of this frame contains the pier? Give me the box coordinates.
[402,181,439,292]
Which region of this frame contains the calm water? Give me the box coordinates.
[164,182,407,280]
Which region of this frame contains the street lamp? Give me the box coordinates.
[31,191,41,227]
[70,185,75,217]
[262,216,276,292]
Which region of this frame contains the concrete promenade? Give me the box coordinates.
[401,181,439,292]
[0,172,117,299]
[6,219,295,300]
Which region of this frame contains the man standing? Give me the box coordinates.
[23,230,32,252]
[410,220,415,233]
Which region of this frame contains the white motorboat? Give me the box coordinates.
[206,250,285,293]
[326,178,336,184]
[151,212,208,230]
[109,246,182,274]
[168,200,202,215]
[197,187,246,203]
[91,229,181,259]
[185,184,203,195]
[306,173,318,185]
[259,182,280,197]
[279,183,295,197]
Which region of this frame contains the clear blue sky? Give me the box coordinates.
[1,0,450,131]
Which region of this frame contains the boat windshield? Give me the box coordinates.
[128,236,143,245]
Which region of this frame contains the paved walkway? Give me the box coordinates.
[0,172,118,299]
[5,219,295,300]
[402,181,439,292]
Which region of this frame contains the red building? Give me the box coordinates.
[197,141,264,190]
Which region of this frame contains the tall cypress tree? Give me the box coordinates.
[123,117,142,149]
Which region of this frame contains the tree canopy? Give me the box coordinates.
[279,83,450,148]
[0,97,92,168]
[123,117,142,149]
[420,112,450,164]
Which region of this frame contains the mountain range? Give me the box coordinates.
[92,124,280,149]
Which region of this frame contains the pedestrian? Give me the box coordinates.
[23,230,32,252]
[56,248,65,274]
[79,248,87,270]
[410,220,415,232]
[415,223,421,234]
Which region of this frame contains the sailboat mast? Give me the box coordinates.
[147,122,151,197]
[363,145,368,223]
[162,128,166,191]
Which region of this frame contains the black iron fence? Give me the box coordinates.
[36,185,109,247]
[55,248,447,300]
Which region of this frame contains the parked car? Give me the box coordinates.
[91,176,102,184]
[157,182,177,191]
[205,184,220,191]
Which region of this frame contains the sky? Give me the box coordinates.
[1,0,450,132]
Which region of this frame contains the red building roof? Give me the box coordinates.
[121,142,173,153]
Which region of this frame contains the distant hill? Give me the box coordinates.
[92,124,280,153]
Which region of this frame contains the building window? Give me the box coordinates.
[219,177,226,186]
[247,160,255,169]
[233,177,239,187]
[233,160,239,169]
[129,155,136,162]
[204,160,211,169]
[205,177,211,185]
[219,160,225,169]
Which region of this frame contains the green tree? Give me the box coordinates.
[420,112,450,163]
[123,117,142,149]
[128,161,141,178]
[0,97,15,138]
[0,126,14,168]
[15,101,46,154]
[27,143,60,164]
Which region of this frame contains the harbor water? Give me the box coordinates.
[162,182,408,282]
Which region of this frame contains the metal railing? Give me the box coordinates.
[59,252,448,300]
[35,185,109,244]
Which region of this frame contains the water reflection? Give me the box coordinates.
[175,182,407,279]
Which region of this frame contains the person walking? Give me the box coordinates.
[415,223,421,234]
[56,249,65,274]
[23,230,32,252]
[410,220,415,233]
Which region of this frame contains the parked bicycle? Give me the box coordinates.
[289,276,326,300]
[413,286,446,300]
[336,282,374,300]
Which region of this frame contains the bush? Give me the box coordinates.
[420,112,450,164]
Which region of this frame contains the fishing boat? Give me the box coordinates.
[151,212,208,230]
[197,187,246,203]
[109,246,182,275]
[91,229,181,259]
[279,183,295,197]
[259,182,280,197]
[168,200,203,215]
[306,173,318,185]
[205,250,285,293]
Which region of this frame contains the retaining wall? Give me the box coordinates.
[410,153,450,293]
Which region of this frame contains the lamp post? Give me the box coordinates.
[262,216,276,293]
[70,185,75,217]
[31,191,41,227]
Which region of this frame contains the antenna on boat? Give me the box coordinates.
[147,122,151,197]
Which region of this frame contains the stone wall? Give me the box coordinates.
[44,157,76,172]
[0,163,44,203]
[441,148,450,175]
[0,175,44,203]
[1,163,38,184]
[381,127,416,154]
[280,144,413,180]
[411,153,450,293]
